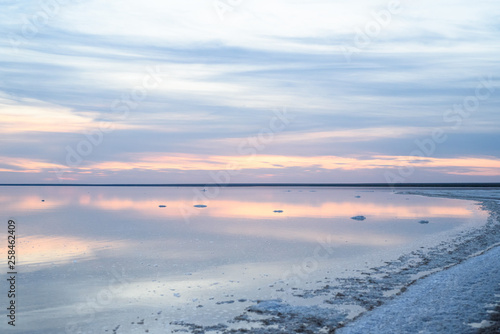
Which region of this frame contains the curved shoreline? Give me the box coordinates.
[337,190,500,334]
[173,189,500,333]
[337,244,500,334]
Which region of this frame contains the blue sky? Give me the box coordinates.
[1,0,499,183]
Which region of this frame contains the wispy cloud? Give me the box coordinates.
[1,0,499,182]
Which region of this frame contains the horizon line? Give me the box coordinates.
[1,183,500,187]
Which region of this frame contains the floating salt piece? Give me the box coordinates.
[216,300,235,304]
[173,293,181,297]
[41,199,45,202]
[419,220,430,224]
[354,196,361,198]
[351,215,366,221]
[193,204,207,208]
[273,210,284,213]
[158,205,166,208]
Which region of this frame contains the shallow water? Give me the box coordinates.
[0,186,488,333]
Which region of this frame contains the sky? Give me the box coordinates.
[1,0,499,184]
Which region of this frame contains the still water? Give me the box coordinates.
[0,186,487,333]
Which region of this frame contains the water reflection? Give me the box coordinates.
[0,186,487,275]
[1,186,476,220]
[18,235,126,269]
[0,186,488,333]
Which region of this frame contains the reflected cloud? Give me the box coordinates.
[63,195,476,224]
[0,192,69,211]
[205,200,473,219]
[18,234,212,272]
[202,224,408,246]
[0,188,475,221]
[18,235,128,269]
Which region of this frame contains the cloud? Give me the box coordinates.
[4,152,499,181]
[1,0,499,183]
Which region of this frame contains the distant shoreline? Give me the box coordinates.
[1,183,500,187]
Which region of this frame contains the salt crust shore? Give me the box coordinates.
[170,189,500,333]
[337,243,500,334]
[337,190,500,334]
